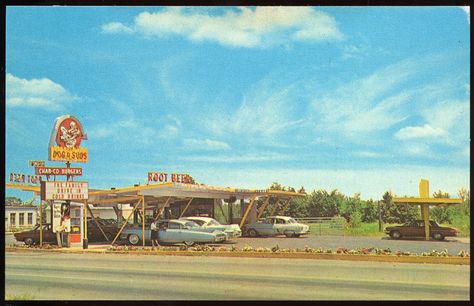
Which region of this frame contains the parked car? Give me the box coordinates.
[180,216,242,239]
[86,217,121,242]
[13,223,57,246]
[384,220,459,241]
[243,216,310,238]
[120,219,227,246]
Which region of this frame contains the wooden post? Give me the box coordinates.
[179,198,193,218]
[142,196,145,247]
[269,198,281,216]
[86,204,110,241]
[111,198,141,245]
[240,196,257,228]
[280,199,291,215]
[257,196,270,219]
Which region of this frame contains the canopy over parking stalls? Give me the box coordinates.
[393,179,462,241]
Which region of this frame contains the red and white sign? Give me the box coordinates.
[41,181,89,200]
[36,167,83,176]
[48,115,88,162]
[148,172,193,184]
[29,160,45,167]
[9,172,42,184]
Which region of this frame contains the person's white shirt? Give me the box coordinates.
[150,221,157,231]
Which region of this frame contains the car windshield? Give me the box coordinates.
[208,219,221,226]
[287,218,297,224]
[430,221,440,227]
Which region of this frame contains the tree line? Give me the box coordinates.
[260,182,470,229]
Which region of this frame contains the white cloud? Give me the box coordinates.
[353,151,383,158]
[101,22,134,34]
[460,6,470,24]
[181,152,293,163]
[183,138,231,151]
[6,73,77,110]
[102,7,343,48]
[394,124,447,140]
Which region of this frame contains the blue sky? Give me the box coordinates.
[5,6,470,200]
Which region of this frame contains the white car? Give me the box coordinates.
[243,216,310,237]
[180,216,242,239]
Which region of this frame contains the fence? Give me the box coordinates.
[295,217,346,236]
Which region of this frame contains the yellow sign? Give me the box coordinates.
[50,146,88,163]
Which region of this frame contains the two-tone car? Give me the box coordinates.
[384,220,459,241]
[180,216,242,239]
[243,216,310,238]
[120,219,227,246]
[13,223,57,246]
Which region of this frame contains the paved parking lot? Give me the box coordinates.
[227,235,470,254]
[6,233,470,254]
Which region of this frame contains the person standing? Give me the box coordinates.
[150,219,160,248]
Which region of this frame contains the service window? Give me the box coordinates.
[28,213,33,225]
[19,213,25,225]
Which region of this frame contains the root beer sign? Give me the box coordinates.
[48,115,88,162]
[148,172,193,184]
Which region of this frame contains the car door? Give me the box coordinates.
[43,225,57,243]
[158,221,181,243]
[412,221,426,237]
[273,218,286,235]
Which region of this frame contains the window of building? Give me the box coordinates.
[10,213,16,226]
[28,213,33,225]
[19,213,25,225]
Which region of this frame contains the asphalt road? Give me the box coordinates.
[5,252,470,300]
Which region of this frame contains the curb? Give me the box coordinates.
[5,247,470,265]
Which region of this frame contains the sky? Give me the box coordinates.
[5,6,470,201]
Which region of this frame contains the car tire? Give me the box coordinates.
[284,231,294,238]
[433,233,444,241]
[248,229,259,237]
[128,234,140,245]
[293,234,301,238]
[184,241,195,246]
[390,230,402,239]
[24,238,34,246]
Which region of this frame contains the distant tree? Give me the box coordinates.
[269,182,285,191]
[360,199,378,223]
[5,196,22,206]
[305,189,342,217]
[380,191,419,224]
[433,190,450,198]
[298,186,306,194]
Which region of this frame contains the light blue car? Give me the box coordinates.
[120,219,227,246]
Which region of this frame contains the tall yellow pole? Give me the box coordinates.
[142,196,145,247]
[39,195,42,247]
[419,179,430,241]
[83,201,88,249]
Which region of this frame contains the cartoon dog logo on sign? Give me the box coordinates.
[52,116,87,148]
